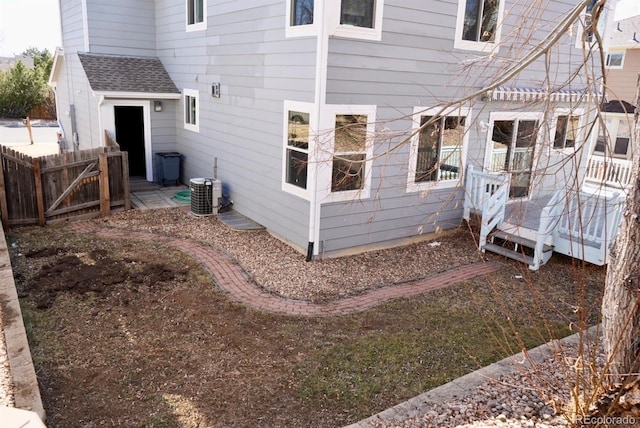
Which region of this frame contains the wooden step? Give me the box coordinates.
[483,242,535,265]
[491,230,553,253]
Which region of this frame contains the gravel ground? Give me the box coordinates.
[377,341,605,428]
[97,207,485,302]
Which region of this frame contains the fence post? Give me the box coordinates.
[99,152,110,216]
[33,158,45,226]
[121,151,131,210]
[0,151,8,229]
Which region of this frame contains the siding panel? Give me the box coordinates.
[87,0,156,56]
[320,0,590,256]
[157,0,314,252]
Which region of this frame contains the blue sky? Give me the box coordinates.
[0,0,61,56]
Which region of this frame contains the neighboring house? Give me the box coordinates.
[0,55,35,72]
[604,5,640,104]
[583,0,638,190]
[51,0,606,262]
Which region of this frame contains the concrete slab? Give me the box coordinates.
[0,406,46,427]
[218,211,265,231]
[0,224,45,422]
[130,187,191,210]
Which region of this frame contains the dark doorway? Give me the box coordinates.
[115,106,146,177]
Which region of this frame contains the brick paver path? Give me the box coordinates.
[70,222,502,317]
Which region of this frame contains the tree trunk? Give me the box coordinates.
[602,75,640,384]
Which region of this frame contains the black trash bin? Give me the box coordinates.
[156,152,182,186]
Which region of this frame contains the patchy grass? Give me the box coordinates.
[7,224,604,427]
[297,309,570,416]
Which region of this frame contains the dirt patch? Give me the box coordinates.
[22,247,187,309]
[6,221,605,428]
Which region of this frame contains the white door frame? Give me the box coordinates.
[100,99,153,182]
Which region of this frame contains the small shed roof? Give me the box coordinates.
[78,53,179,95]
[602,99,636,114]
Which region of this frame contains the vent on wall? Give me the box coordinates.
[190,178,222,216]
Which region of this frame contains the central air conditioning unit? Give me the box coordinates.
[190,178,222,216]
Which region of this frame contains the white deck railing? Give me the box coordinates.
[478,177,510,251]
[554,189,626,266]
[415,146,461,181]
[532,189,565,270]
[487,148,532,173]
[584,156,634,190]
[463,165,511,220]
[463,163,627,268]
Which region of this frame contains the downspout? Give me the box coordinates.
[307,0,330,261]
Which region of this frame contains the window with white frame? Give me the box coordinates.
[286,0,317,37]
[333,0,384,41]
[594,116,632,159]
[340,0,375,28]
[454,0,504,51]
[407,107,470,192]
[605,51,625,69]
[332,114,368,192]
[183,89,199,132]
[285,110,310,190]
[553,114,580,150]
[186,0,206,31]
[320,105,375,201]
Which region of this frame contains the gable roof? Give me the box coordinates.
[48,48,64,86]
[607,15,640,49]
[78,53,179,96]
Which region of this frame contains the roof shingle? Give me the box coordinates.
[78,53,179,94]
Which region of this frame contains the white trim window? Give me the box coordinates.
[605,51,625,69]
[186,0,206,32]
[594,115,632,159]
[454,0,504,52]
[183,89,199,132]
[286,0,318,37]
[283,101,313,198]
[552,111,582,151]
[332,114,368,192]
[333,0,384,41]
[321,105,376,202]
[407,106,471,192]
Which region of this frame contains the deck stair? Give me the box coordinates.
[484,230,554,268]
[464,166,627,270]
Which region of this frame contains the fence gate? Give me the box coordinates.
[0,145,130,228]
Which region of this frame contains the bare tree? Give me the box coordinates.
[594,74,640,416]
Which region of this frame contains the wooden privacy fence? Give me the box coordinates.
[0,145,130,228]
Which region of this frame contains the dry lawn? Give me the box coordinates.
[7,210,605,427]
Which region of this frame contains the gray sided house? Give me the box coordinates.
[50,0,599,260]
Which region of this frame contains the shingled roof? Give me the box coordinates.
[78,53,179,95]
[602,99,636,114]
